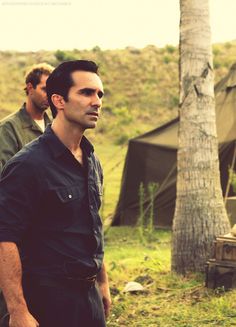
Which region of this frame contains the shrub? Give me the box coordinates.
[114,133,129,145]
[54,50,76,62]
[163,55,171,64]
[165,44,176,54]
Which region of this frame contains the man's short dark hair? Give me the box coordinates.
[46,60,99,118]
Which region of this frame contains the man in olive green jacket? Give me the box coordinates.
[0,63,54,172]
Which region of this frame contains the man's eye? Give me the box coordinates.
[82,89,93,96]
[98,91,104,99]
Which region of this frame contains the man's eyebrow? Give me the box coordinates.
[78,88,104,98]
[79,88,94,92]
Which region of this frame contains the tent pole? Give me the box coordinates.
[224,141,236,204]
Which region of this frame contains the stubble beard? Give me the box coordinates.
[33,99,48,113]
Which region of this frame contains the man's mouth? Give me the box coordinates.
[87,112,99,117]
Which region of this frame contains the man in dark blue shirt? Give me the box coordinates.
[0,60,111,327]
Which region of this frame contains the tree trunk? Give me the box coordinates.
[171,0,230,274]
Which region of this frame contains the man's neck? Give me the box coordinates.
[26,99,44,120]
[51,118,84,153]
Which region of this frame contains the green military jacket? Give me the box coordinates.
[0,103,51,172]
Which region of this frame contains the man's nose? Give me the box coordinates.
[92,94,102,107]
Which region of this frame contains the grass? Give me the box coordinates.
[105,227,236,327]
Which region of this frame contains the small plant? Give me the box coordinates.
[146,182,159,242]
[137,182,145,243]
[163,55,171,64]
[137,182,159,244]
[228,167,236,193]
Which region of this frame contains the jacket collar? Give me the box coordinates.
[19,103,51,131]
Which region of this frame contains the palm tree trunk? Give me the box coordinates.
[171,0,230,274]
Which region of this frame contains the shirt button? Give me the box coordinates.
[68,194,72,199]
[94,230,98,235]
[90,205,93,209]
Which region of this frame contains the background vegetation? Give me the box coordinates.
[1,41,236,145]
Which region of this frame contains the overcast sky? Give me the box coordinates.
[0,0,235,51]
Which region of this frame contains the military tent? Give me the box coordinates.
[112,63,236,228]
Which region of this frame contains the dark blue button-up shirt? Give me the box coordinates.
[0,126,104,279]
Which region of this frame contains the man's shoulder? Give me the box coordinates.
[0,107,25,129]
[1,143,44,187]
[5,136,48,170]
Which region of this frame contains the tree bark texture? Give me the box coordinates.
[171,0,230,273]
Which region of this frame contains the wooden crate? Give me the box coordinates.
[205,259,236,289]
[214,236,236,261]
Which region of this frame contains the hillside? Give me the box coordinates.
[1,41,236,144]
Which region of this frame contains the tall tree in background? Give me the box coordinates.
[171,0,230,273]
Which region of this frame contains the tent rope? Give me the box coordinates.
[102,143,126,170]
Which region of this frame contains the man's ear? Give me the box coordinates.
[51,94,65,111]
[26,82,34,94]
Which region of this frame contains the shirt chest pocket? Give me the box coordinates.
[40,186,83,229]
[55,186,81,203]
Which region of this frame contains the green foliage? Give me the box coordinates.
[225,42,232,49]
[1,40,236,140]
[92,45,102,53]
[114,133,129,146]
[54,50,76,62]
[169,94,179,108]
[214,58,222,69]
[113,106,133,125]
[229,168,236,194]
[137,182,159,244]
[163,55,171,64]
[213,45,222,56]
[137,183,145,243]
[165,44,176,54]
[146,182,159,239]
[54,50,67,61]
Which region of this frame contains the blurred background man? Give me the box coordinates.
[0,63,54,171]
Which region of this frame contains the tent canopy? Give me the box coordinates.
[113,63,236,227]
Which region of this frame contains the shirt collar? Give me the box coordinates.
[20,103,51,129]
[43,125,94,159]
